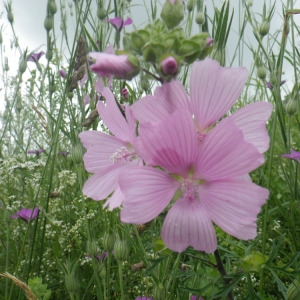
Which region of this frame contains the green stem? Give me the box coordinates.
[118,261,125,300]
[214,249,234,300]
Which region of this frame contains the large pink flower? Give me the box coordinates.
[131,58,272,154]
[119,109,269,253]
[79,87,141,210]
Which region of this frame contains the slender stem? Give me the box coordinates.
[214,249,234,300]
[118,261,125,300]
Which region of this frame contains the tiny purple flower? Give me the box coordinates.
[135,297,154,300]
[11,207,39,223]
[107,17,132,31]
[190,296,204,300]
[85,251,109,262]
[161,56,178,76]
[60,69,67,78]
[28,149,45,155]
[266,80,286,90]
[282,149,300,163]
[28,51,45,63]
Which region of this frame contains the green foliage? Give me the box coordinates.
[28,277,51,300]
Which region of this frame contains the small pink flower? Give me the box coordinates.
[107,17,132,31]
[28,149,45,155]
[11,207,39,223]
[28,51,45,63]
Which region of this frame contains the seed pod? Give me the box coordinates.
[153,284,167,300]
[187,0,195,12]
[48,0,57,15]
[19,59,27,74]
[285,98,297,116]
[71,143,84,165]
[287,280,300,300]
[65,274,79,294]
[97,7,106,20]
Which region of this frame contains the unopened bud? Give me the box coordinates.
[99,268,106,278]
[140,78,150,91]
[97,7,106,20]
[7,12,14,24]
[195,11,205,25]
[44,15,54,31]
[285,98,297,116]
[71,143,84,164]
[122,88,129,99]
[48,0,57,14]
[257,66,266,80]
[49,83,56,94]
[87,240,98,257]
[247,0,253,6]
[161,56,178,76]
[259,21,270,36]
[114,240,129,261]
[103,233,115,252]
[187,0,195,12]
[161,0,184,29]
[46,50,53,61]
[60,69,67,78]
[19,59,27,74]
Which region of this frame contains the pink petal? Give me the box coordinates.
[83,94,90,106]
[95,77,105,94]
[161,198,217,253]
[104,44,115,54]
[120,166,180,224]
[79,130,125,173]
[82,164,124,200]
[131,80,191,124]
[195,118,264,180]
[200,179,269,239]
[139,109,198,175]
[226,102,273,153]
[103,187,125,210]
[190,58,248,132]
[108,17,123,30]
[97,87,131,142]
[123,18,133,27]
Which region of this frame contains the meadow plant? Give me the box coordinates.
[1,0,300,299]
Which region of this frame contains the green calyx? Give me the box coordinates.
[161,0,184,29]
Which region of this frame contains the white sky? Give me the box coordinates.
[0,0,299,110]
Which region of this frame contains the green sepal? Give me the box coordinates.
[179,40,202,64]
[143,42,165,63]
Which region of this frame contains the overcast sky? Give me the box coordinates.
[0,0,298,110]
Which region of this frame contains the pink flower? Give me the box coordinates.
[282,149,300,163]
[79,87,141,210]
[28,51,45,62]
[89,52,139,80]
[11,207,39,223]
[119,59,271,253]
[132,58,272,154]
[107,17,132,31]
[122,88,129,99]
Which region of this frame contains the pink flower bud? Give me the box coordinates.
[205,37,214,47]
[89,52,139,80]
[122,88,129,99]
[59,69,67,78]
[161,56,178,76]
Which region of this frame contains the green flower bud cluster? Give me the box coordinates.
[123,19,212,80]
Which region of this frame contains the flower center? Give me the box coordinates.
[110,146,137,164]
[197,132,207,143]
[180,179,199,203]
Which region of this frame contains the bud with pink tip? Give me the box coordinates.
[59,69,66,78]
[122,88,129,99]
